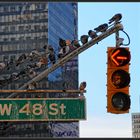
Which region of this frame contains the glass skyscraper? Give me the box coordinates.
[0,2,79,137]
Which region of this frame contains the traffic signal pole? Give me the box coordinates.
[115,31,120,47]
[115,22,120,48]
[7,23,123,98]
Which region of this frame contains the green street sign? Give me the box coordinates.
[0,98,86,121]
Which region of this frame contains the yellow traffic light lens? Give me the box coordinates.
[112,92,131,111]
[111,69,130,88]
[111,48,131,66]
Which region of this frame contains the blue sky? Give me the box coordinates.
[78,2,140,137]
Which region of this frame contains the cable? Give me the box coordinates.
[120,30,130,46]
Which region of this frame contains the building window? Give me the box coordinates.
[19,36,24,41]
[3,26,9,32]
[42,25,47,30]
[3,38,8,42]
[26,36,31,41]
[41,13,48,19]
[3,6,9,12]
[10,55,16,61]
[34,15,40,20]
[34,25,40,31]
[11,37,16,41]
[36,3,41,10]
[34,36,40,40]
[26,25,31,31]
[25,5,30,11]
[10,6,16,12]
[10,26,16,32]
[42,35,47,39]
[11,84,16,89]
[19,26,24,32]
[0,7,3,12]
[40,4,46,10]
[3,55,9,61]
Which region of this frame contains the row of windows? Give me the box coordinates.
[0,80,49,91]
[0,38,47,47]
[1,33,47,40]
[133,120,140,123]
[1,36,46,43]
[0,40,47,55]
[0,43,46,54]
[132,115,140,118]
[10,133,50,137]
[133,135,140,138]
[0,35,47,46]
[0,23,48,34]
[0,12,48,24]
[0,3,47,13]
[12,123,48,130]
[133,125,140,128]
[133,130,140,133]
[0,54,20,63]
[0,44,45,61]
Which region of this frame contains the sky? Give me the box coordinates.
[78,2,140,138]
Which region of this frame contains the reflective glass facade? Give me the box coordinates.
[48,2,78,90]
[0,2,78,137]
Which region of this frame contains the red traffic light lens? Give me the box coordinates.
[111,69,130,88]
[112,92,131,111]
[111,48,131,66]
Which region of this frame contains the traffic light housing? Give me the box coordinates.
[107,47,131,114]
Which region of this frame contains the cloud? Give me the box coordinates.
[79,115,132,138]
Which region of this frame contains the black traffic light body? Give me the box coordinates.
[107,47,131,114]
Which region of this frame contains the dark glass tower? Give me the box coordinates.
[0,2,79,137]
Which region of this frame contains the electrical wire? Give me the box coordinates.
[120,30,130,46]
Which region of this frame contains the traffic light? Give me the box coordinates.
[107,47,131,114]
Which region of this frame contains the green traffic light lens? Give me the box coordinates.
[112,92,131,111]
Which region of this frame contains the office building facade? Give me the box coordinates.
[0,2,79,137]
[132,113,140,138]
